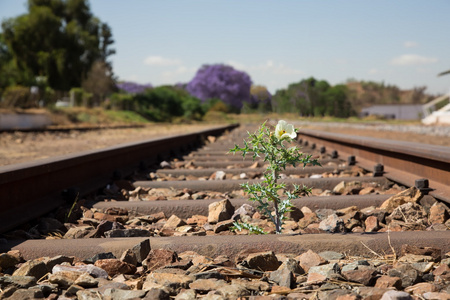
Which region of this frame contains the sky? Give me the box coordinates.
[1,0,450,95]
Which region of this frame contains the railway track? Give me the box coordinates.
[0,121,449,299]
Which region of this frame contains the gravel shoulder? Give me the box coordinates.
[0,124,216,166]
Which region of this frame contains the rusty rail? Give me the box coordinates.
[298,129,450,203]
[0,124,238,233]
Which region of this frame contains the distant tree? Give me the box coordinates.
[272,77,321,116]
[345,79,432,111]
[82,61,116,106]
[0,33,30,92]
[272,77,355,117]
[1,0,115,91]
[242,85,272,113]
[250,85,271,104]
[323,84,354,117]
[186,64,252,111]
[117,81,153,94]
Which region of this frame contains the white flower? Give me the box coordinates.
[275,120,296,140]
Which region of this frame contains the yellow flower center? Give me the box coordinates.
[281,130,286,135]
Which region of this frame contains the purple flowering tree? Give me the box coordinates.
[186,64,252,110]
[117,81,152,94]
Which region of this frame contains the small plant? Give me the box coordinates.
[229,120,320,234]
[230,221,267,235]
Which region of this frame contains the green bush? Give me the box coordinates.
[182,96,204,120]
[1,85,36,108]
[133,86,205,122]
[107,86,205,122]
[110,93,134,111]
[202,98,231,113]
[70,88,93,107]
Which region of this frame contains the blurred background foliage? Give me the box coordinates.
[0,0,436,123]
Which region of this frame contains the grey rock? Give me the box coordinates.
[120,248,138,266]
[231,204,256,221]
[77,289,103,300]
[85,252,116,264]
[160,161,172,169]
[52,264,109,279]
[132,238,151,264]
[217,283,250,300]
[203,223,215,231]
[12,259,48,280]
[74,273,98,288]
[318,213,345,233]
[203,292,225,300]
[64,284,84,297]
[92,220,114,237]
[0,275,37,289]
[145,272,194,295]
[48,271,81,289]
[411,261,434,273]
[142,287,170,300]
[174,289,196,300]
[63,225,95,238]
[193,271,226,280]
[361,207,387,224]
[341,260,371,272]
[5,288,44,299]
[318,251,344,261]
[307,263,341,284]
[388,263,422,288]
[214,170,226,180]
[269,268,294,288]
[278,258,304,275]
[29,283,58,298]
[317,289,354,300]
[319,282,341,291]
[422,292,450,300]
[189,278,228,293]
[315,208,336,220]
[102,288,147,299]
[231,278,270,292]
[96,281,130,293]
[381,290,413,300]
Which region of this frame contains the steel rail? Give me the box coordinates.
[298,129,450,203]
[0,124,238,233]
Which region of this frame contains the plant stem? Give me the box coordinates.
[272,169,282,233]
